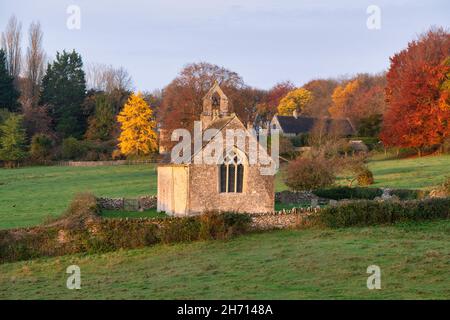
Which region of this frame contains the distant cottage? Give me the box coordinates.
[157,83,275,216]
[270,111,355,137]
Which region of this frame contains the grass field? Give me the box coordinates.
[367,154,450,190]
[0,164,157,229]
[1,154,449,229]
[100,209,167,219]
[1,219,449,299]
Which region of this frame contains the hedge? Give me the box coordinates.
[318,198,450,228]
[0,194,252,263]
[313,187,383,200]
[313,186,427,201]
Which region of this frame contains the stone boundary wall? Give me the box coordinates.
[96,194,322,230]
[275,191,330,204]
[19,159,157,167]
[249,207,320,230]
[97,195,157,211]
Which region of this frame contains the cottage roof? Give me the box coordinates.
[275,115,355,136]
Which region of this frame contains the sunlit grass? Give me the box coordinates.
[1,219,449,299]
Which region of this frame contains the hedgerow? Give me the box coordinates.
[0,193,251,263]
[318,198,450,228]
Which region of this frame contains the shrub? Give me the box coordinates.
[279,137,296,159]
[312,186,426,201]
[83,220,159,253]
[30,133,53,160]
[441,177,450,196]
[318,198,450,228]
[0,193,252,263]
[284,157,335,191]
[158,217,201,244]
[357,168,374,186]
[83,139,117,161]
[390,189,428,200]
[62,137,86,160]
[290,134,309,147]
[313,186,382,200]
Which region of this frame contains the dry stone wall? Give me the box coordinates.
[249,207,320,230]
[97,195,157,211]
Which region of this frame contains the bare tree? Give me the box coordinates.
[86,63,133,93]
[1,15,22,79]
[24,21,46,105]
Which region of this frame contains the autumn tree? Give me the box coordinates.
[329,74,387,127]
[117,92,157,157]
[256,81,294,119]
[159,62,246,150]
[22,102,52,139]
[30,133,53,160]
[0,114,27,167]
[232,86,266,124]
[381,28,450,155]
[277,88,312,115]
[160,63,244,130]
[85,95,115,141]
[328,79,360,119]
[302,79,338,117]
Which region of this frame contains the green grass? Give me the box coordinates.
[367,154,450,190]
[276,154,450,191]
[1,154,449,230]
[0,164,157,229]
[100,208,167,219]
[1,219,449,299]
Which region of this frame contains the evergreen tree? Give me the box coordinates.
[0,49,20,112]
[40,50,86,138]
[0,114,27,167]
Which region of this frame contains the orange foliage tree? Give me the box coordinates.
[329,79,360,119]
[328,74,387,127]
[380,28,450,155]
[117,92,157,157]
[256,81,295,118]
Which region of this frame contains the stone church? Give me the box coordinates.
[157,83,275,216]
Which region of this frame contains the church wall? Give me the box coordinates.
[188,164,274,214]
[157,166,189,216]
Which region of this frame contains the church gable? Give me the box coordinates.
[158,83,275,216]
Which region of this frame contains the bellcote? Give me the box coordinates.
[202,82,229,116]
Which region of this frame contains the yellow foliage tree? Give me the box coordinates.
[277,88,312,115]
[117,92,158,157]
[329,79,360,118]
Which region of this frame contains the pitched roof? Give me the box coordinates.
[275,115,355,136]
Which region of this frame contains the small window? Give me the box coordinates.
[220,153,244,193]
[211,92,220,107]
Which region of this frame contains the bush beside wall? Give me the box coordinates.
[318,198,450,228]
[312,187,383,200]
[0,194,251,263]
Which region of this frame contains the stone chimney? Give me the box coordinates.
[293,109,298,119]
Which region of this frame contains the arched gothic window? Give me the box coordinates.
[220,152,244,193]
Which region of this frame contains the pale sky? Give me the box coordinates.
[1,0,449,91]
